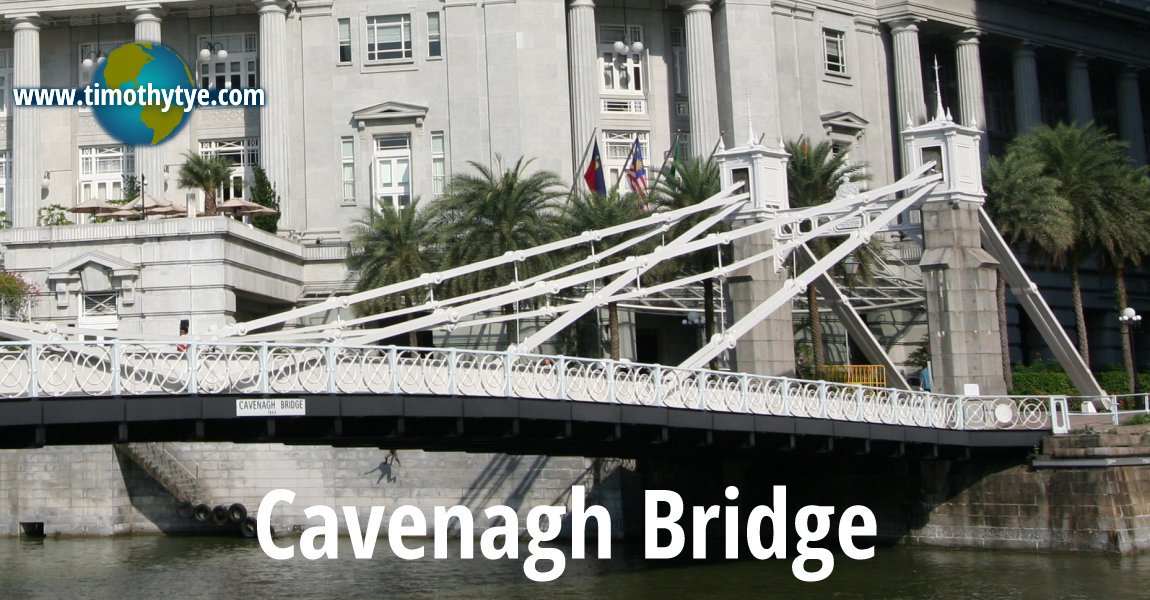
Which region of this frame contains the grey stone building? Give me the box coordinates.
[1,0,1149,538]
[0,0,1145,364]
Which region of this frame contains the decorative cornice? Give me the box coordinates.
[352,101,429,128]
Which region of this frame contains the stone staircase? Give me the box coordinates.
[116,442,259,537]
[116,442,203,504]
[1035,423,1150,466]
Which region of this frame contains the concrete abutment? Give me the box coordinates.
[2,436,1148,555]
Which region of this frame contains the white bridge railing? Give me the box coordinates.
[0,341,1054,432]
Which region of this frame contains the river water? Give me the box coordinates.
[1,536,1147,599]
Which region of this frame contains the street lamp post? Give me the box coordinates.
[139,175,147,221]
[1120,307,1142,400]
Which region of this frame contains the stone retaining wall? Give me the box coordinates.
[908,424,1150,553]
[0,445,610,537]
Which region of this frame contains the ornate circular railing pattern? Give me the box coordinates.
[0,341,1055,431]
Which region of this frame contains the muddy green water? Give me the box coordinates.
[1,536,1147,599]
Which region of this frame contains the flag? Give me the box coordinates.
[625,137,648,197]
[583,142,607,196]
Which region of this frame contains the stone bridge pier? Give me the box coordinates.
[616,437,1150,554]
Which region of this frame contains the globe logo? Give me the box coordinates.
[91,42,195,146]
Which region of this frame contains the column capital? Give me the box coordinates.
[6,13,42,30]
[1013,40,1039,53]
[1120,64,1143,77]
[127,3,166,20]
[568,0,596,8]
[887,17,924,34]
[254,0,291,15]
[673,0,714,13]
[952,28,982,45]
[1068,52,1092,65]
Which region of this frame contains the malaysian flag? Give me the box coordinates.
[625,137,648,197]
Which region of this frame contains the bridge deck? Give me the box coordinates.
[0,341,1056,450]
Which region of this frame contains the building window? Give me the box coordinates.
[78,41,124,85]
[984,73,1015,136]
[0,49,11,116]
[338,18,352,63]
[79,291,119,329]
[83,292,118,318]
[670,28,686,97]
[366,15,412,62]
[197,33,258,90]
[602,131,649,191]
[427,13,442,58]
[431,131,446,197]
[824,29,846,75]
[373,135,411,210]
[341,137,356,205]
[199,138,259,204]
[598,25,644,95]
[79,145,135,202]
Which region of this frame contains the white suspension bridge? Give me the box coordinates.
[0,159,1122,446]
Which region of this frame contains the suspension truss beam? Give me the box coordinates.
[678,175,941,369]
[978,208,1105,398]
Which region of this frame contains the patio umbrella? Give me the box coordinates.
[150,198,189,216]
[68,197,119,215]
[216,198,264,214]
[119,195,168,218]
[240,205,278,216]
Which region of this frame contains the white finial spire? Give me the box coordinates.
[932,55,947,122]
[745,89,756,146]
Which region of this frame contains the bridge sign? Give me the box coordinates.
[236,398,306,417]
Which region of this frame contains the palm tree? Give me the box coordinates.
[651,157,724,368]
[783,137,869,370]
[1093,170,1150,391]
[1005,123,1146,366]
[346,200,435,347]
[176,152,232,216]
[984,147,1075,389]
[559,190,646,360]
[432,156,566,347]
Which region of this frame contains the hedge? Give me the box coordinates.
[1009,362,1150,400]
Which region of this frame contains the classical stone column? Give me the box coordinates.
[257,0,291,223]
[567,0,598,170]
[889,19,927,129]
[133,5,165,206]
[953,29,986,130]
[1011,42,1042,134]
[682,0,720,158]
[1066,54,1094,126]
[11,15,41,229]
[1117,66,1147,165]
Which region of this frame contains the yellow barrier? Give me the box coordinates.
[814,365,886,387]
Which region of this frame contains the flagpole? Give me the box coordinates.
[709,133,725,160]
[613,137,638,193]
[646,131,682,202]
